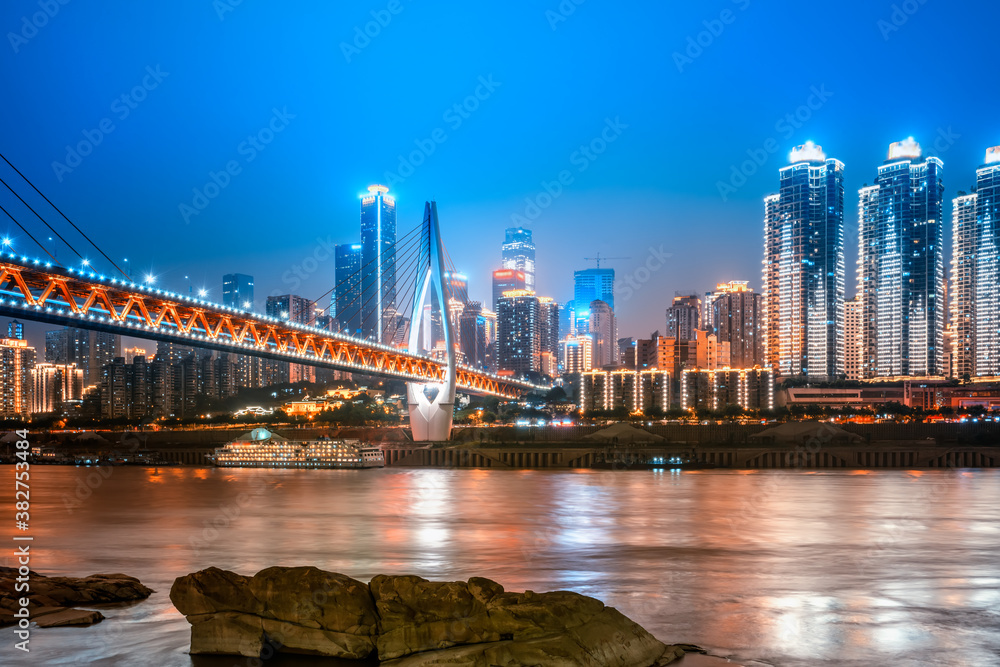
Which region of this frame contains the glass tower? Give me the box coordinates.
[501,227,536,292]
[763,142,845,379]
[334,244,362,336]
[222,273,254,310]
[360,185,396,342]
[858,138,945,378]
[573,269,614,334]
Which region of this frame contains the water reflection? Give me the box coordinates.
[2,467,998,666]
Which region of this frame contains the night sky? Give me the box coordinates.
[1,0,997,351]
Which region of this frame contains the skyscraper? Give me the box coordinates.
[7,320,23,340]
[573,269,614,334]
[45,327,119,385]
[950,146,1000,378]
[497,290,540,376]
[266,294,317,383]
[859,138,945,378]
[588,299,617,368]
[334,243,362,335]
[538,297,560,377]
[501,227,536,292]
[711,281,763,368]
[763,141,845,379]
[222,273,254,310]
[492,269,526,311]
[360,184,396,342]
[666,295,701,341]
[1,336,35,417]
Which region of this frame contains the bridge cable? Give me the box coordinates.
[0,151,131,280]
[0,174,85,263]
[0,201,63,265]
[355,228,425,341]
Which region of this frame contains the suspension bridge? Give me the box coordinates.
[0,154,547,439]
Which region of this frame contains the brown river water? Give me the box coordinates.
[2,466,998,666]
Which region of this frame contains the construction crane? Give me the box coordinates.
[583,252,631,268]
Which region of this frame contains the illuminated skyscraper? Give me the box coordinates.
[666,294,701,341]
[334,243,362,335]
[497,290,540,376]
[859,138,945,378]
[573,269,614,334]
[492,269,526,311]
[360,185,396,342]
[222,273,254,310]
[588,299,617,368]
[1,337,35,417]
[950,146,1000,378]
[711,281,763,368]
[763,141,845,379]
[501,227,536,292]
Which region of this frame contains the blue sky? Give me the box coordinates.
[1,0,998,349]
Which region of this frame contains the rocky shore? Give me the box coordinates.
[170,566,694,665]
[0,567,153,628]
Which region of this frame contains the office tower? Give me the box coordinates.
[266,295,316,383]
[497,290,540,375]
[7,320,23,340]
[573,269,614,333]
[222,273,254,310]
[30,363,84,414]
[445,271,469,304]
[360,184,396,342]
[501,227,536,292]
[666,295,701,341]
[843,296,863,381]
[711,281,763,368]
[859,138,945,377]
[952,192,977,380]
[950,147,1000,378]
[1,337,35,417]
[562,335,593,374]
[492,269,526,311]
[588,299,617,368]
[334,243,362,335]
[538,297,560,377]
[479,308,497,371]
[763,141,845,379]
[123,346,147,364]
[460,302,484,368]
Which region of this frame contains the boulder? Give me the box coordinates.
[0,567,152,629]
[170,567,378,659]
[33,608,105,628]
[170,567,687,666]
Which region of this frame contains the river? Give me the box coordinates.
[2,466,998,666]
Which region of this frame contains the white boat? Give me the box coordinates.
[208,428,385,469]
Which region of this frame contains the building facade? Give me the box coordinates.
[588,299,617,368]
[580,369,671,414]
[492,269,526,311]
[222,273,254,310]
[501,227,536,292]
[497,290,540,376]
[859,139,945,378]
[843,295,863,381]
[763,142,845,379]
[360,184,396,342]
[334,243,362,336]
[666,295,701,341]
[1,337,35,418]
[679,368,774,412]
[711,281,763,368]
[573,269,614,334]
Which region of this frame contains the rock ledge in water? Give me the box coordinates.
[170,566,689,666]
[0,567,153,628]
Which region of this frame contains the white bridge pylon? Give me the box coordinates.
[406,201,457,441]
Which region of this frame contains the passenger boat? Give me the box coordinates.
[208,428,385,469]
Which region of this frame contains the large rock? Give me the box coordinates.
[170,566,378,659]
[0,567,153,629]
[170,567,687,666]
[371,575,671,666]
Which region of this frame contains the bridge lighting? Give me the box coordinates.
[198,288,208,298]
[1,237,10,247]
[144,273,156,284]
[82,259,90,267]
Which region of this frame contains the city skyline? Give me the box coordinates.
[1,2,997,346]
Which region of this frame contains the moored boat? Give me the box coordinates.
[208,428,385,469]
